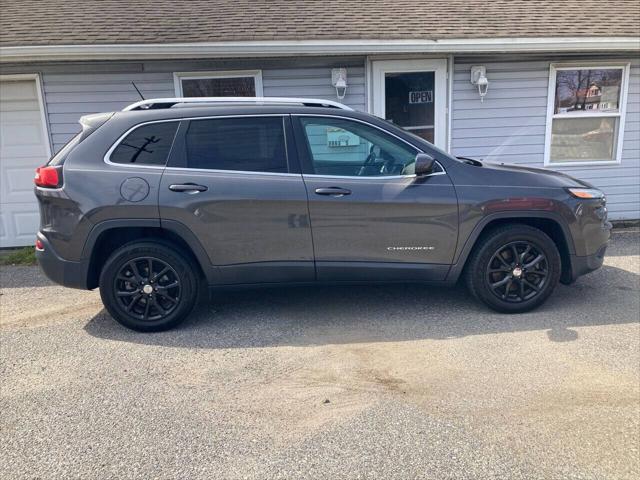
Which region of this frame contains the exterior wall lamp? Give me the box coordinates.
[470,65,489,102]
[331,68,348,100]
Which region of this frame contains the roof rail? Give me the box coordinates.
[122,97,353,111]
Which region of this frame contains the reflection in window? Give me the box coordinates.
[300,117,418,176]
[110,122,178,165]
[554,68,622,114]
[548,65,626,164]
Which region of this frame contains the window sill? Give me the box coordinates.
[545,160,621,168]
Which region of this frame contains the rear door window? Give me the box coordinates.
[110,121,179,165]
[183,116,288,173]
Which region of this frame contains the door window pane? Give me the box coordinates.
[300,117,418,176]
[554,69,622,114]
[385,72,435,143]
[185,117,288,173]
[110,122,178,165]
[181,77,256,97]
[550,117,618,163]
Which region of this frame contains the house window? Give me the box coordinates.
[545,64,630,166]
[174,70,263,97]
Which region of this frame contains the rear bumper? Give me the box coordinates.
[35,232,90,290]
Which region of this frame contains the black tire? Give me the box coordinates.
[99,241,200,331]
[465,225,561,313]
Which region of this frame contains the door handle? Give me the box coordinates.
[169,183,208,193]
[314,187,351,197]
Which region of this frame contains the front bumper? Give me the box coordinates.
[35,232,90,290]
[563,243,608,285]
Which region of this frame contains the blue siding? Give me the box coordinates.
[452,58,640,220]
[37,58,366,152]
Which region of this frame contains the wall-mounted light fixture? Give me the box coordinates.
[331,68,348,100]
[470,65,489,102]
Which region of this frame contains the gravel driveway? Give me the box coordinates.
[1,231,639,479]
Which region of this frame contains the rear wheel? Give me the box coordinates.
[99,241,199,331]
[465,225,561,313]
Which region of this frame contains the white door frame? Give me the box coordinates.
[371,59,448,149]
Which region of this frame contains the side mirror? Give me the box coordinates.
[415,153,435,176]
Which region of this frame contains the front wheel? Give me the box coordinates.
[99,241,200,331]
[465,225,561,313]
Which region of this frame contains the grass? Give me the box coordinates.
[0,247,37,266]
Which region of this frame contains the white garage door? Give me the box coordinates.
[0,76,51,247]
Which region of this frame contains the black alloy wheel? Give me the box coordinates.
[100,241,199,331]
[114,257,181,322]
[465,225,561,313]
[486,241,549,303]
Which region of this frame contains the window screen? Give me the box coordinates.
[110,122,178,165]
[184,117,288,173]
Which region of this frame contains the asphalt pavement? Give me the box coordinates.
[1,231,639,479]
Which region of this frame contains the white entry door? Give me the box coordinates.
[0,75,51,247]
[372,59,448,149]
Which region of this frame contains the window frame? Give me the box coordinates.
[543,62,631,167]
[173,70,264,97]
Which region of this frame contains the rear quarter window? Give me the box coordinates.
[109,121,179,165]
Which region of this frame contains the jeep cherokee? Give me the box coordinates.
[34,97,611,331]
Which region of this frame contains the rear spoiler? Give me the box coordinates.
[79,112,114,131]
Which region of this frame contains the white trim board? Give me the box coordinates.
[543,62,631,167]
[2,37,638,63]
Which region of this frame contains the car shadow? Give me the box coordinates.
[84,261,639,348]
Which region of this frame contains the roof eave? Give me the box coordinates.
[1,37,639,63]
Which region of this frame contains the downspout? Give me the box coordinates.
[447,54,455,154]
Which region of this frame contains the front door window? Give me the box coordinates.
[384,72,435,143]
[372,60,447,149]
[299,117,418,177]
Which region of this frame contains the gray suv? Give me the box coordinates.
[34,97,611,331]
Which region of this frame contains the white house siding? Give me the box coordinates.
[451,57,640,221]
[14,57,366,153]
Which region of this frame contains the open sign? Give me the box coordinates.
[408,90,433,104]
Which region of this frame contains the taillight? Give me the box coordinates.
[34,166,61,188]
[35,238,44,251]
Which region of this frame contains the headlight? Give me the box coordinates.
[566,188,605,200]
